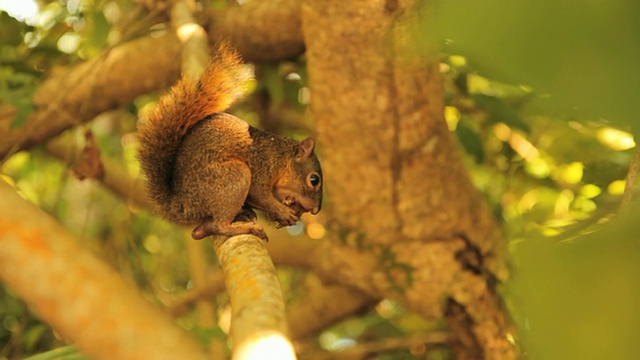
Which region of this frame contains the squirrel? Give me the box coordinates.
[137,43,322,241]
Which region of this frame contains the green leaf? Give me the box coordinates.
[472,94,529,132]
[261,63,285,107]
[81,9,110,58]
[0,66,37,128]
[455,121,484,163]
[191,325,226,345]
[0,12,26,46]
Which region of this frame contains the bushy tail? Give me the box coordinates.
[137,42,248,205]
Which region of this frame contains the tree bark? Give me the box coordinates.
[301,0,514,358]
[207,0,304,61]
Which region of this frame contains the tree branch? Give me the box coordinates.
[0,180,209,360]
[207,0,304,61]
[213,235,296,360]
[0,33,182,160]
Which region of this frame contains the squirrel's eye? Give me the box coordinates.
[308,173,321,188]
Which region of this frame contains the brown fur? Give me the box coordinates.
[137,44,323,240]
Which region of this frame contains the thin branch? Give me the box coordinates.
[213,235,296,360]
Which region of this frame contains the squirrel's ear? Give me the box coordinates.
[296,137,316,160]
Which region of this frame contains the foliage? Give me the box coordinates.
[431,1,640,358]
[509,204,640,360]
[440,56,639,357]
[0,12,38,128]
[441,55,633,239]
[433,0,640,133]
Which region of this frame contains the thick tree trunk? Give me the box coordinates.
[301,1,515,358]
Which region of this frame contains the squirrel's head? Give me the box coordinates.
[293,137,323,215]
[274,137,323,216]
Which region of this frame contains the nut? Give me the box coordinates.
[283,196,295,207]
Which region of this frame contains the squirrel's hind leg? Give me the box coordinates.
[233,204,258,222]
[190,161,267,241]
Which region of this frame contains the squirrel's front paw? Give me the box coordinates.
[269,206,299,228]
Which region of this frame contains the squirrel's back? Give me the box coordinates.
[137,43,249,206]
